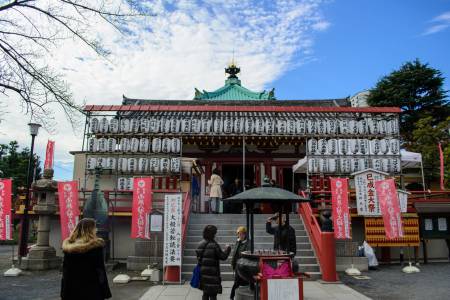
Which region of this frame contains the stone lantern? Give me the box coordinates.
[23,169,61,270]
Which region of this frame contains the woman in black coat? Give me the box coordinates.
[61,218,112,300]
[196,225,231,300]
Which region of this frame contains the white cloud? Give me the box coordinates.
[423,11,450,35]
[0,0,329,180]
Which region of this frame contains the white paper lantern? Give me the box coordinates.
[119,138,130,152]
[361,158,370,171]
[139,138,149,152]
[130,138,139,153]
[389,139,400,154]
[372,158,383,171]
[182,118,192,133]
[149,118,160,133]
[367,118,376,134]
[161,138,171,153]
[338,139,349,155]
[202,119,212,133]
[317,119,327,135]
[319,158,328,173]
[88,138,98,152]
[287,119,296,135]
[358,119,367,135]
[120,119,130,133]
[382,158,390,173]
[126,177,134,191]
[349,120,358,135]
[128,158,137,173]
[109,118,119,133]
[340,158,351,173]
[350,158,359,173]
[388,119,399,135]
[328,139,338,155]
[245,118,254,134]
[107,138,116,152]
[99,117,109,133]
[90,117,99,133]
[117,177,127,190]
[170,118,181,133]
[152,138,161,153]
[378,120,387,135]
[87,157,97,170]
[296,120,306,134]
[140,119,150,133]
[318,139,328,155]
[307,119,317,134]
[138,158,148,173]
[150,158,160,173]
[308,158,319,173]
[307,138,318,154]
[129,118,139,133]
[265,118,275,134]
[328,158,337,173]
[213,118,222,133]
[339,119,350,135]
[327,119,337,135]
[171,158,181,173]
[349,139,359,154]
[370,139,381,155]
[160,158,170,173]
[106,157,116,170]
[255,118,265,135]
[277,119,287,134]
[171,138,181,153]
[97,138,107,152]
[163,118,172,133]
[96,157,106,168]
[118,158,127,172]
[380,139,389,154]
[391,158,401,173]
[359,139,369,155]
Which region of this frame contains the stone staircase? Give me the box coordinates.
[181,213,321,281]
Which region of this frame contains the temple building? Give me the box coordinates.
[62,64,449,277]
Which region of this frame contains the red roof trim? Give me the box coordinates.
[83,104,401,113]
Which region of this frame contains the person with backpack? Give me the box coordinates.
[196,225,231,300]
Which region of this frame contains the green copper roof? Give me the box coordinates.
[193,64,276,101]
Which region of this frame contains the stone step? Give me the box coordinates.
[182,255,318,265]
[185,235,311,243]
[184,242,312,250]
[183,249,315,257]
[188,218,303,224]
[181,263,320,274]
[187,224,305,231]
[181,271,322,281]
[186,229,308,236]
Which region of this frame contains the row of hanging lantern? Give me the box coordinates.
[86,156,181,174]
[307,138,400,155]
[89,116,399,136]
[307,157,401,174]
[87,137,181,154]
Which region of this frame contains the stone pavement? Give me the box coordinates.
[139,281,371,300]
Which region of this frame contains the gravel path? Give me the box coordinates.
[340,263,450,300]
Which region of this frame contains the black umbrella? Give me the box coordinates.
[223,179,309,252]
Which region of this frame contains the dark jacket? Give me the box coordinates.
[196,239,231,295]
[61,238,112,300]
[231,239,249,270]
[266,222,297,254]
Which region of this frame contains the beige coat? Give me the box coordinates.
[208,174,224,198]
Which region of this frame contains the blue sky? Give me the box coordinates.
[275,0,450,99]
[1,0,449,181]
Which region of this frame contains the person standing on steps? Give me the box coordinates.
[208,169,224,213]
[230,226,249,300]
[196,225,232,300]
[266,213,297,254]
[61,218,112,300]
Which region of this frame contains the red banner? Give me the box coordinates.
[44,140,55,170]
[375,179,403,239]
[330,177,351,239]
[0,179,12,240]
[131,177,153,239]
[58,181,80,241]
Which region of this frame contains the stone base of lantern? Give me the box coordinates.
[20,246,61,270]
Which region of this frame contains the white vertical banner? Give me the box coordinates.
[163,193,182,267]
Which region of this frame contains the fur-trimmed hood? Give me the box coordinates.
[62,237,104,254]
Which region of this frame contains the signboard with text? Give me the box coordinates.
[163,194,182,267]
[353,169,387,216]
[0,179,12,240]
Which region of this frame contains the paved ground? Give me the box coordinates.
[340,263,450,300]
[139,281,370,300]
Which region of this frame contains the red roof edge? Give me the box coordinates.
[83,104,401,113]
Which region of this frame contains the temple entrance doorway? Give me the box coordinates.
[222,164,255,213]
